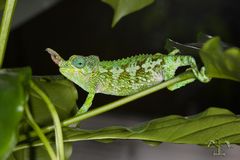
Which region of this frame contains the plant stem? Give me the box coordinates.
[24,104,57,160]
[0,0,17,68]
[18,71,195,144]
[30,81,65,160]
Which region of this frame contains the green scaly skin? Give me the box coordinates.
[46,48,210,115]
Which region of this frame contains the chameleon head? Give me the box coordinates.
[46,48,100,91]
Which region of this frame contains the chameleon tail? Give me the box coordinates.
[191,66,211,83]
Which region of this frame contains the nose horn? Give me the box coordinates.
[46,48,64,66]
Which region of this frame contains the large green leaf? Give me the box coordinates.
[63,107,240,146]
[0,68,31,160]
[200,37,240,81]
[102,0,154,27]
[29,76,78,126]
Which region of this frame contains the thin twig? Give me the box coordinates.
[24,104,57,159]
[30,81,65,160]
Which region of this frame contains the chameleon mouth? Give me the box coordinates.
[46,48,66,67]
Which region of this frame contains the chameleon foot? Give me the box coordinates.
[76,93,95,115]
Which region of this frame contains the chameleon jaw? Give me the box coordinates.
[46,48,65,66]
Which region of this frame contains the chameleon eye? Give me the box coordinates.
[72,56,86,68]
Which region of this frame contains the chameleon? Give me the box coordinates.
[46,48,210,115]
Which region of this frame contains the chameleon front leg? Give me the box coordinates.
[76,92,95,115]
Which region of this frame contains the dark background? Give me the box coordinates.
[3,0,240,118]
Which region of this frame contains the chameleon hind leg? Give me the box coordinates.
[163,54,211,91]
[165,49,194,90]
[76,93,95,115]
[168,48,180,55]
[188,56,211,83]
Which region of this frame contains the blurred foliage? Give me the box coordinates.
[0,68,31,160]
[200,37,240,81]
[29,76,78,126]
[102,0,154,27]
[0,0,5,10]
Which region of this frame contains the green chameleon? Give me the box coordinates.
[46,48,210,115]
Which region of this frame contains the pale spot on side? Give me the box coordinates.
[74,70,79,77]
[126,62,140,77]
[99,66,108,73]
[110,66,124,79]
[131,83,139,90]
[130,79,135,83]
[152,71,163,82]
[137,77,147,82]
[142,58,162,73]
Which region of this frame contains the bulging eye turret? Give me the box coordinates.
[71,56,86,68]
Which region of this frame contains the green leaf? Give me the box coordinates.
[29,76,78,126]
[102,0,154,27]
[63,107,240,146]
[200,37,240,81]
[9,143,72,160]
[0,67,31,160]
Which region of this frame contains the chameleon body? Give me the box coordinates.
[46,48,210,114]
